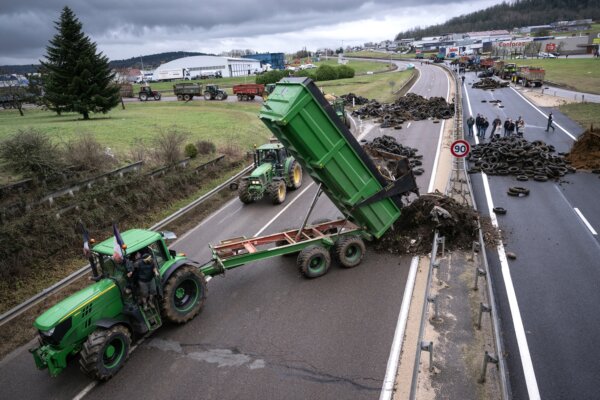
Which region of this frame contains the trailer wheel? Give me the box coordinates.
[79,325,131,381]
[238,180,254,204]
[183,94,191,101]
[177,95,183,101]
[237,94,243,101]
[161,266,207,324]
[334,236,366,268]
[268,180,286,204]
[287,160,303,190]
[297,246,330,278]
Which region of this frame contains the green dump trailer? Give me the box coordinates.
[30,77,418,381]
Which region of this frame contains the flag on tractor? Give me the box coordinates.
[113,223,126,260]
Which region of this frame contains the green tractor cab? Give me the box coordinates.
[203,84,228,100]
[238,142,302,205]
[30,229,207,380]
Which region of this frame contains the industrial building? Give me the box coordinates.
[242,53,285,70]
[152,55,262,80]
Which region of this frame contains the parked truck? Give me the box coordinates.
[515,66,545,87]
[173,83,202,101]
[30,77,418,381]
[232,84,266,101]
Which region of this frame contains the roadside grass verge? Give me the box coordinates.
[512,58,600,94]
[315,58,392,74]
[346,51,415,60]
[559,102,600,130]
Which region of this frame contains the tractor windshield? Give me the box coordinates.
[259,149,278,164]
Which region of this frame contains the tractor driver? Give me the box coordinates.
[263,150,277,163]
[129,252,159,310]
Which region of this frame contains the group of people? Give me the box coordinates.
[466,114,526,139]
[113,250,159,311]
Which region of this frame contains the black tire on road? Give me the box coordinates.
[161,266,207,324]
[154,93,161,101]
[268,180,286,204]
[204,92,212,100]
[334,236,366,268]
[287,160,303,190]
[297,246,331,278]
[238,180,254,204]
[79,325,131,381]
[183,94,191,101]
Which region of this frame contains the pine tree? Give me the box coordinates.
[41,6,119,120]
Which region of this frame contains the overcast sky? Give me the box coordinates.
[0,0,504,65]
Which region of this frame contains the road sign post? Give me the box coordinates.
[450,139,470,158]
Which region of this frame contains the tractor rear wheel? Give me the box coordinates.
[139,93,148,101]
[334,236,366,268]
[79,325,131,381]
[161,266,207,324]
[297,246,330,278]
[238,180,254,204]
[204,92,212,100]
[268,180,286,204]
[287,160,303,190]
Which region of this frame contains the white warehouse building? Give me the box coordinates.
[153,56,262,80]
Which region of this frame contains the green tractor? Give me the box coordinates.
[332,98,351,129]
[238,142,303,205]
[203,84,228,100]
[30,229,207,380]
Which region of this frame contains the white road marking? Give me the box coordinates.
[407,122,412,129]
[176,197,239,243]
[426,69,451,193]
[379,256,420,400]
[468,93,541,400]
[217,204,243,225]
[574,208,598,235]
[254,183,315,236]
[72,382,96,400]
[509,87,576,140]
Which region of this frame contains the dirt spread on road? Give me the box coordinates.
[372,193,480,254]
[566,127,600,170]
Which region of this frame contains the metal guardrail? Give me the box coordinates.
[409,62,510,399]
[0,163,252,328]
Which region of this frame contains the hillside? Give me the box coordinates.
[1,51,211,75]
[395,0,600,40]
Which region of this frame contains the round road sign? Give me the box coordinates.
[450,140,470,158]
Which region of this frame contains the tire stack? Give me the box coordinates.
[364,135,424,176]
[467,137,575,181]
[472,78,510,90]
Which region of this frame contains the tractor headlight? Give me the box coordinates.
[41,328,55,337]
[251,180,260,185]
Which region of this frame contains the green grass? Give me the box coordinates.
[511,58,600,94]
[559,102,600,130]
[0,101,271,165]
[345,51,415,60]
[314,59,391,74]
[316,70,414,104]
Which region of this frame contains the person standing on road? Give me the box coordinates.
[492,116,502,138]
[461,75,465,85]
[545,112,555,132]
[508,119,516,136]
[516,116,525,137]
[482,117,490,138]
[503,118,510,137]
[475,114,483,137]
[466,115,475,137]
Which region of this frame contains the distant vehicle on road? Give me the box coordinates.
[478,69,494,78]
[538,52,557,59]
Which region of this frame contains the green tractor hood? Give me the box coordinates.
[250,162,273,178]
[34,279,115,331]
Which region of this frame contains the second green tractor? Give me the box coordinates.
[238,142,303,205]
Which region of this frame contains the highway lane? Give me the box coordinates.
[462,70,600,399]
[0,62,451,400]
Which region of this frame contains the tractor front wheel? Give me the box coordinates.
[297,246,331,278]
[79,325,131,381]
[161,266,207,324]
[268,180,286,204]
[238,180,254,204]
[287,161,303,190]
[154,93,161,101]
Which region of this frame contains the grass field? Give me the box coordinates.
[512,58,600,94]
[345,51,415,60]
[559,102,600,130]
[314,58,392,74]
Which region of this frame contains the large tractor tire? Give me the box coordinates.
[154,93,161,101]
[139,93,148,101]
[333,235,366,268]
[161,266,207,324]
[297,246,331,278]
[216,92,226,100]
[268,180,286,204]
[238,180,254,204]
[287,161,303,190]
[204,92,213,100]
[79,325,131,381]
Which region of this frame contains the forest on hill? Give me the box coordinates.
[395,0,600,40]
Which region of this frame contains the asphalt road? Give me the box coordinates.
[0,61,451,400]
[461,70,600,400]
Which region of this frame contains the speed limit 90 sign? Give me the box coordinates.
[450,140,470,158]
